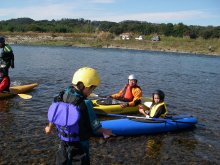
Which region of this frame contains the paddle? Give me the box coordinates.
[2,91,32,99]
[16,93,32,99]
[106,113,197,125]
[89,93,106,98]
[90,93,151,102]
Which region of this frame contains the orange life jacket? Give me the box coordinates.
[121,84,141,102]
[123,85,133,101]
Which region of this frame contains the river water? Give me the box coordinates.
[0,45,220,164]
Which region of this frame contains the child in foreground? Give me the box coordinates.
[45,67,114,165]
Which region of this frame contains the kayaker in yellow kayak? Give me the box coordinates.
[109,74,142,108]
[139,90,168,118]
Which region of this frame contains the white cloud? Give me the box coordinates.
[0,2,218,26]
[0,3,77,20]
[0,1,113,20]
[91,10,215,24]
[90,0,115,3]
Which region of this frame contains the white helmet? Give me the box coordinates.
[128,74,136,80]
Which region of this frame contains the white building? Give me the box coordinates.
[120,33,131,40]
[135,35,143,40]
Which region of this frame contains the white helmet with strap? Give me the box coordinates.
[128,74,136,80]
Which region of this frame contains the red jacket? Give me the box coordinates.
[0,76,10,92]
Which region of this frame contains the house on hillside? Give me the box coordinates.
[135,35,143,40]
[120,33,131,40]
[151,35,160,41]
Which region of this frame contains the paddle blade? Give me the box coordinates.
[89,93,99,97]
[144,102,152,108]
[17,94,32,99]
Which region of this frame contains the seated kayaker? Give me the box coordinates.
[0,69,10,92]
[109,74,142,108]
[139,90,168,118]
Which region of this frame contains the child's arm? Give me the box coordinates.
[45,122,54,134]
[139,104,150,117]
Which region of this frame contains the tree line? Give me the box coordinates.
[0,17,219,39]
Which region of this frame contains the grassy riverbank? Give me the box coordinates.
[2,32,220,56]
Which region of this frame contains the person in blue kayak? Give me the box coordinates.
[0,68,10,92]
[139,90,168,118]
[109,74,142,108]
[45,67,114,165]
[0,36,15,76]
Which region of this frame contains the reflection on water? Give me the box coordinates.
[0,100,11,112]
[145,138,162,159]
[0,45,220,164]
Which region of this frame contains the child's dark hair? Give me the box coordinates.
[152,90,165,101]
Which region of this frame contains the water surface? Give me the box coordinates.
[0,45,220,164]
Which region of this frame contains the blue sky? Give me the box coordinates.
[0,0,219,26]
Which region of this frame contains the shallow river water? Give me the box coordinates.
[0,45,220,164]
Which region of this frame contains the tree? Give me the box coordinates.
[163,23,174,36]
[0,18,219,39]
[173,23,189,37]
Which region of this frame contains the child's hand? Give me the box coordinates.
[45,126,52,134]
[145,115,150,118]
[139,105,145,110]
[45,122,54,134]
[120,103,128,108]
[103,133,110,139]
[98,128,115,138]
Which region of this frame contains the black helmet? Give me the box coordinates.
[152,90,165,101]
[0,36,5,43]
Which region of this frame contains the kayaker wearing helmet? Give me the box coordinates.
[110,74,142,108]
[0,36,15,76]
[139,90,168,118]
[0,69,10,92]
[45,67,114,165]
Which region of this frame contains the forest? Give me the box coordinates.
[0,17,219,39]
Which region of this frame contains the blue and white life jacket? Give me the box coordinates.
[47,102,80,142]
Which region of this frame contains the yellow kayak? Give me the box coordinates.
[0,83,38,99]
[92,97,151,115]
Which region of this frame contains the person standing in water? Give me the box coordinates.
[0,36,14,76]
[45,67,114,165]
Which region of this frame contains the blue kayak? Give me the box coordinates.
[101,115,197,136]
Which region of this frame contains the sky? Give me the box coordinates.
[0,0,219,26]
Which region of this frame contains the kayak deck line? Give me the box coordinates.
[100,115,198,136]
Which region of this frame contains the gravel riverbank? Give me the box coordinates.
[4,33,220,56]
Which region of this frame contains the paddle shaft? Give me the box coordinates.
[107,113,196,125]
[90,93,107,98]
[107,114,173,122]
[108,114,148,119]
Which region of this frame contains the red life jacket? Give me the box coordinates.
[0,75,10,92]
[122,85,134,101]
